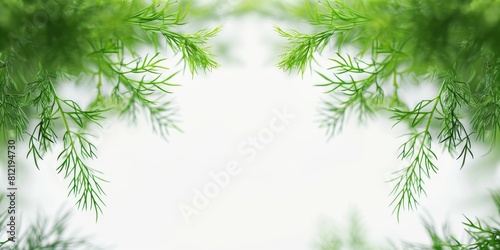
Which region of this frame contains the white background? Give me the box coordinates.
[12,11,500,250]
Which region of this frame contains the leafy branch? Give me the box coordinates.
[316,52,391,137]
[0,0,219,219]
[25,73,107,219]
[128,0,220,74]
[275,1,369,75]
[277,0,500,218]
[389,71,474,218]
[109,53,181,139]
[275,27,335,75]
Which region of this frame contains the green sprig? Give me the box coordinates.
[1,0,219,219]
[277,0,500,218]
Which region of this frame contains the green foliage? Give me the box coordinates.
[314,212,370,250]
[277,0,500,218]
[312,192,500,250]
[0,194,101,250]
[408,191,500,250]
[0,0,219,219]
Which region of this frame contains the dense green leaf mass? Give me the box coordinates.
[277,0,500,218]
[0,0,219,219]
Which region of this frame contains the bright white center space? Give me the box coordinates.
[19,13,500,250]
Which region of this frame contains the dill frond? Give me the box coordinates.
[0,0,219,219]
[277,0,500,218]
